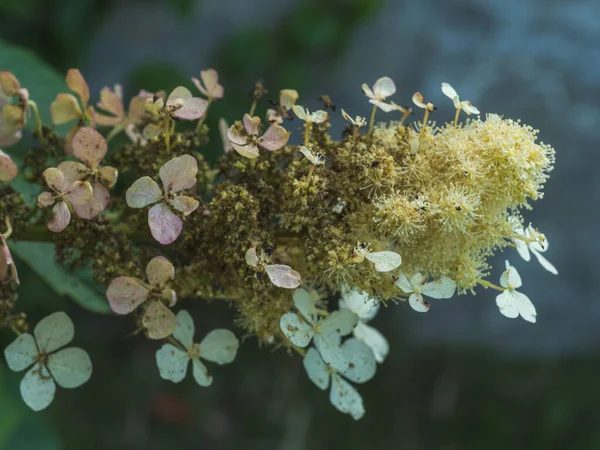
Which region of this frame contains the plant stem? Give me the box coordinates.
[304,122,311,146]
[28,100,45,145]
[368,104,377,130]
[478,280,505,292]
[164,116,171,151]
[249,99,258,117]
[453,108,462,127]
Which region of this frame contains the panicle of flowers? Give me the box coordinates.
[107,256,178,339]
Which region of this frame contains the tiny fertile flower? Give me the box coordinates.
[512,222,558,275]
[267,89,299,124]
[441,82,480,115]
[292,105,328,124]
[361,77,396,112]
[106,256,178,339]
[495,261,536,323]
[0,149,18,182]
[394,273,456,312]
[95,85,147,141]
[339,285,388,363]
[227,114,289,159]
[245,247,301,289]
[126,155,199,245]
[50,69,95,153]
[280,288,359,371]
[303,338,376,420]
[37,168,94,232]
[191,69,224,101]
[143,87,208,138]
[352,242,402,272]
[57,127,118,219]
[0,71,29,147]
[4,312,92,411]
[341,109,367,129]
[299,146,325,166]
[156,310,239,387]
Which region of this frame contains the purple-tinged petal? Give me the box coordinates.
[143,301,177,339]
[146,256,175,287]
[242,114,261,136]
[0,149,18,182]
[106,276,149,314]
[159,155,197,193]
[71,127,107,168]
[57,161,88,186]
[148,203,183,245]
[71,180,109,219]
[126,176,162,208]
[65,180,93,212]
[259,124,289,151]
[47,201,71,232]
[171,97,208,121]
[37,191,56,208]
[169,195,199,215]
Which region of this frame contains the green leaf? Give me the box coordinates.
[11,242,111,314]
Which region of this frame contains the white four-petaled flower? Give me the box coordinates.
[352,243,402,273]
[512,222,557,275]
[339,285,389,363]
[394,273,456,312]
[361,77,397,112]
[441,82,480,115]
[292,105,328,124]
[495,261,536,323]
[156,310,239,387]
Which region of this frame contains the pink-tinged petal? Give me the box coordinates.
[146,256,175,287]
[169,195,199,215]
[37,191,56,208]
[0,120,22,147]
[0,242,7,281]
[71,180,109,219]
[265,264,301,289]
[57,161,88,186]
[127,96,147,125]
[71,127,108,168]
[0,149,18,182]
[99,166,118,188]
[372,77,396,99]
[106,276,149,314]
[96,86,125,120]
[66,69,90,106]
[126,176,162,208]
[166,86,193,107]
[42,168,66,193]
[142,301,177,339]
[194,69,224,99]
[148,203,183,245]
[259,124,289,151]
[226,125,249,146]
[242,114,261,136]
[95,111,121,127]
[159,155,197,193]
[65,180,93,207]
[47,201,71,232]
[50,93,82,125]
[171,97,208,120]
[0,71,20,96]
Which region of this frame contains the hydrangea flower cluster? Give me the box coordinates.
[0,68,557,418]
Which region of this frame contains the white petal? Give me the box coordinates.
[292,105,308,122]
[353,321,389,364]
[34,311,74,353]
[279,312,314,347]
[365,251,402,272]
[192,358,212,387]
[408,293,430,313]
[293,288,318,323]
[303,347,330,391]
[46,347,92,388]
[361,83,375,100]
[340,338,376,384]
[310,110,328,124]
[4,333,37,372]
[394,273,414,294]
[372,76,396,99]
[244,247,259,267]
[313,334,348,372]
[495,290,519,319]
[514,291,537,323]
[265,264,301,289]
[173,310,195,348]
[339,285,379,321]
[531,248,558,275]
[329,374,365,420]
[515,239,531,261]
[20,363,56,411]
[462,102,480,115]
[155,343,190,383]
[500,262,522,289]
[422,277,456,299]
[320,308,359,339]
[369,99,396,113]
[441,82,458,100]
[199,329,239,364]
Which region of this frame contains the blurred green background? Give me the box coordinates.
[1,0,599,448]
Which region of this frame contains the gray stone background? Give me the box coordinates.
[83,0,599,357]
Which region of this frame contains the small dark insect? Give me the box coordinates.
[319,95,336,112]
[257,272,264,281]
[455,206,462,211]
[371,161,380,168]
[265,247,273,257]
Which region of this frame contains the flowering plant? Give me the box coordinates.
[0,66,557,420]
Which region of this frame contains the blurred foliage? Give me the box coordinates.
[0,0,597,449]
